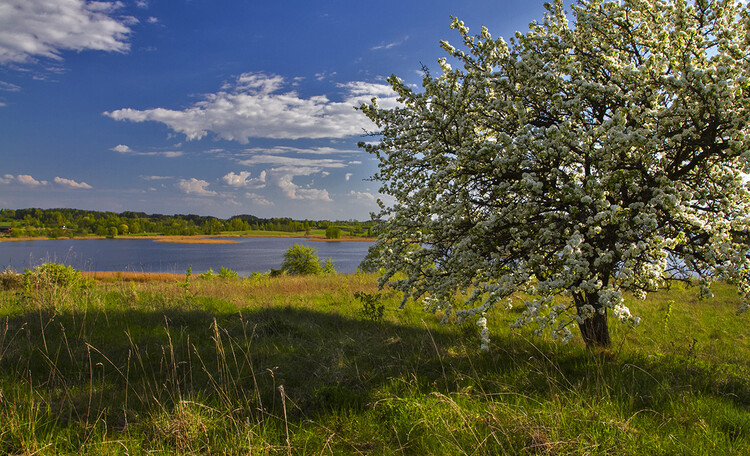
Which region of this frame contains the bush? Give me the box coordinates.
[22,263,92,290]
[218,267,239,279]
[281,244,336,275]
[325,226,342,239]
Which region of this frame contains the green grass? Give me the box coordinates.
[0,272,749,455]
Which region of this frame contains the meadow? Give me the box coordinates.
[0,265,748,455]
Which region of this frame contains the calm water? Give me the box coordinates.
[0,237,373,275]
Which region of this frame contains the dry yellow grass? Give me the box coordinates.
[186,273,381,306]
[83,271,184,282]
[153,236,238,244]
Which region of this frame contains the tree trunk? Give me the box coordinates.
[573,291,611,348]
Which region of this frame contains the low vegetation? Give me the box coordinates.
[0,263,748,454]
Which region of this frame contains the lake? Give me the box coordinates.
[0,237,373,275]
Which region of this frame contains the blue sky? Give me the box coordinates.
[0,0,548,220]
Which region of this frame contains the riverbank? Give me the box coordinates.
[0,232,376,244]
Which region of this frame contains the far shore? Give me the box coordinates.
[0,233,376,244]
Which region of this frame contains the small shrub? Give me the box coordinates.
[321,258,336,274]
[218,267,239,279]
[355,291,385,323]
[22,263,92,290]
[179,265,192,291]
[198,268,215,280]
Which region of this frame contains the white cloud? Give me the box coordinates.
[231,148,365,202]
[16,174,47,186]
[345,173,353,181]
[245,192,273,206]
[222,170,266,188]
[242,145,360,156]
[294,188,332,201]
[314,71,337,81]
[349,190,377,203]
[135,0,148,8]
[371,36,409,51]
[104,72,397,142]
[275,174,332,201]
[112,144,131,153]
[0,0,133,65]
[141,175,172,180]
[238,154,349,170]
[54,176,92,189]
[147,16,158,24]
[177,178,217,196]
[161,151,183,158]
[0,174,12,184]
[110,144,183,158]
[0,81,21,92]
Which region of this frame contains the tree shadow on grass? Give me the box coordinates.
[1,303,749,446]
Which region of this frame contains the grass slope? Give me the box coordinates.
[0,271,748,455]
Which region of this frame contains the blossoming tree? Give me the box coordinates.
[359,0,750,348]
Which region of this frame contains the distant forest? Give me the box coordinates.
[0,208,375,238]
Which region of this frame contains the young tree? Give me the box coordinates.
[325,225,342,239]
[281,244,336,275]
[360,0,750,348]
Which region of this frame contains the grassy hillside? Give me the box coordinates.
[0,267,748,454]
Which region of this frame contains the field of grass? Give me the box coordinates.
[0,268,749,455]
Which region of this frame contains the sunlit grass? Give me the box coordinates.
[0,272,748,454]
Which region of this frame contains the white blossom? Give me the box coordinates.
[360,0,750,348]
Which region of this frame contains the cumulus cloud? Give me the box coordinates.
[245,192,273,206]
[176,178,216,196]
[16,174,47,186]
[110,144,183,158]
[349,190,377,203]
[345,173,353,181]
[111,144,131,153]
[103,72,397,143]
[54,176,92,189]
[222,170,266,188]
[0,0,133,65]
[275,174,332,201]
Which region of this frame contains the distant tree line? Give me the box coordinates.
[0,208,375,238]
